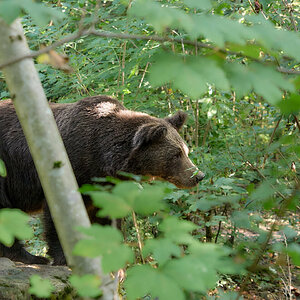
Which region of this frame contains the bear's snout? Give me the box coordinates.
[195,172,205,182]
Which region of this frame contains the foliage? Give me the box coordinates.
[69,274,102,298]
[28,275,54,298]
[0,159,6,177]
[0,209,33,246]
[0,0,64,26]
[73,224,134,273]
[25,216,48,258]
[74,181,244,299]
[0,0,299,298]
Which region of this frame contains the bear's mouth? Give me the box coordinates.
[163,175,199,189]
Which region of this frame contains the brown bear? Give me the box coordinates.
[0,95,205,265]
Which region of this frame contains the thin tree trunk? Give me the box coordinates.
[0,19,114,299]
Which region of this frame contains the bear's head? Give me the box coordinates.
[126,111,205,188]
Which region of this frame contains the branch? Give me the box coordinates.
[0,27,299,75]
[277,66,300,75]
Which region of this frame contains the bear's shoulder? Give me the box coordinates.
[76,95,124,110]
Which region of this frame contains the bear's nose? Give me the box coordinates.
[195,172,205,182]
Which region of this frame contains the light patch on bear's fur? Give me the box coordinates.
[117,110,149,119]
[94,102,117,117]
[182,143,189,156]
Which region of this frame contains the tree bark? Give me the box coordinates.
[0,19,114,299]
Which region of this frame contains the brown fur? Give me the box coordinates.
[0,95,204,264]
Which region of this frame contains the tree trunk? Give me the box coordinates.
[0,19,114,299]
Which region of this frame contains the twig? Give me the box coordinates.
[293,114,300,133]
[121,41,127,103]
[138,62,149,89]
[247,0,257,14]
[215,205,227,243]
[132,211,145,264]
[269,116,283,146]
[204,211,213,242]
[279,234,293,300]
[262,115,282,168]
[75,72,91,96]
[202,119,211,146]
[276,67,300,75]
[91,0,102,29]
[195,100,199,148]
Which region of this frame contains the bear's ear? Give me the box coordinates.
[165,111,187,131]
[133,123,167,149]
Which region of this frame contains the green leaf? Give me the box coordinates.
[0,0,21,24]
[74,225,123,256]
[248,181,275,207]
[91,191,132,218]
[29,275,54,298]
[163,256,218,292]
[189,242,243,274]
[101,244,134,273]
[79,184,102,193]
[224,63,252,97]
[248,64,294,104]
[214,177,235,190]
[125,265,185,300]
[231,211,252,230]
[227,42,262,59]
[149,54,184,87]
[277,94,300,115]
[90,182,166,218]
[133,185,165,215]
[184,0,212,10]
[129,0,193,33]
[113,181,141,206]
[225,63,294,103]
[22,0,65,27]
[150,54,230,99]
[0,0,64,26]
[73,225,134,273]
[189,194,219,212]
[70,274,102,298]
[159,216,197,244]
[0,209,33,246]
[282,226,298,239]
[0,159,6,177]
[286,243,300,266]
[143,238,181,266]
[191,15,252,47]
[207,289,243,300]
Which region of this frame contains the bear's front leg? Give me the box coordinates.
[43,205,66,265]
[0,241,49,264]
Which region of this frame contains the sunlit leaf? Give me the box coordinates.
[143,238,181,266]
[29,275,54,298]
[70,274,102,298]
[125,265,185,300]
[184,0,212,10]
[0,209,33,246]
[73,225,134,273]
[0,159,6,177]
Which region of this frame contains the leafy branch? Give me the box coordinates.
[0,26,299,75]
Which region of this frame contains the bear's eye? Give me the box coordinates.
[174,151,182,159]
